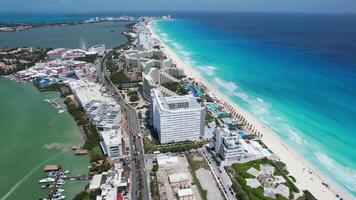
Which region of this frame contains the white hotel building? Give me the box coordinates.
[151,88,206,144]
[214,129,253,161]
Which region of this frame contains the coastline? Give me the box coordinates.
[147,21,354,200]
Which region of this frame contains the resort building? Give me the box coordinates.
[124,49,171,70]
[142,67,183,99]
[100,129,123,159]
[151,88,205,144]
[213,127,258,161]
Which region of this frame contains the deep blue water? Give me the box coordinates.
[152,12,356,196]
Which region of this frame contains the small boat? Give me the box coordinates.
[57,189,65,193]
[41,184,50,189]
[45,171,58,177]
[52,195,65,200]
[39,178,55,183]
[63,170,70,174]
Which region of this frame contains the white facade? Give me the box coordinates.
[124,50,171,70]
[100,129,123,159]
[151,89,205,144]
[213,128,257,160]
[89,44,106,56]
[142,67,179,100]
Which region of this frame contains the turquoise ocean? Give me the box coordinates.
[152,12,356,197]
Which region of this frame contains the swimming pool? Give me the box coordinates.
[239,131,246,137]
[207,103,218,111]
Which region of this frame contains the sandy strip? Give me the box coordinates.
[147,21,354,200]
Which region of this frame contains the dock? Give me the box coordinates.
[44,98,65,113]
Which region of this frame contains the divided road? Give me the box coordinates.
[98,54,149,200]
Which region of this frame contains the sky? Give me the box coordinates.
[1,0,356,13]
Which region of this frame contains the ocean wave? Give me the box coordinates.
[171,41,182,50]
[281,123,304,145]
[213,77,239,92]
[315,152,356,193]
[204,65,216,76]
[178,50,192,58]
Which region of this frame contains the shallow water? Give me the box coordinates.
[0,77,89,200]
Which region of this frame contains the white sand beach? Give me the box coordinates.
[147,21,354,200]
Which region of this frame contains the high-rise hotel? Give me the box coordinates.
[151,88,206,144]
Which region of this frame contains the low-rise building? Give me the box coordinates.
[213,127,257,160]
[89,164,129,200]
[100,129,123,159]
[177,188,194,200]
[85,100,121,131]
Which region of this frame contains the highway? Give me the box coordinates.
[98,54,150,200]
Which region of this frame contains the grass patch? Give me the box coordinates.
[91,146,104,162]
[229,158,299,200]
[150,164,160,200]
[110,71,130,85]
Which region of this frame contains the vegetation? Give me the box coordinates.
[41,82,63,92]
[110,70,130,85]
[161,82,189,95]
[106,59,119,74]
[0,47,49,75]
[144,138,208,154]
[74,54,100,63]
[90,159,112,173]
[64,97,103,162]
[73,188,102,200]
[128,91,139,102]
[150,164,160,200]
[228,158,300,200]
[205,111,215,123]
[299,190,317,200]
[90,146,104,162]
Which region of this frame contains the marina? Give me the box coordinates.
[38,165,90,200]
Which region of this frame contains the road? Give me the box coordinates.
[98,54,150,200]
[201,148,237,200]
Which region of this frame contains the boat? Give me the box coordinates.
[41,184,50,189]
[56,189,65,193]
[52,195,65,200]
[39,178,55,183]
[45,171,58,177]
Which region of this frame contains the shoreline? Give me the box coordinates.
[147,21,354,200]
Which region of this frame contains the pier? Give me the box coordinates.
[43,98,65,113]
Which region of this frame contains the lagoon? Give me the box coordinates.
[0,77,89,200]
